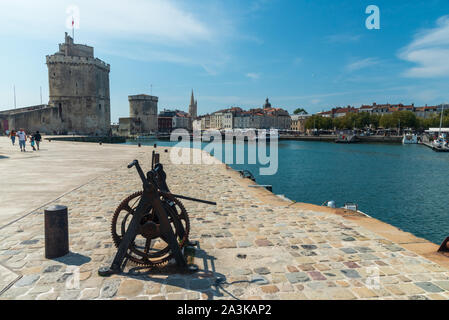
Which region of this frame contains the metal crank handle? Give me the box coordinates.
[128,160,138,168]
[170,193,217,206]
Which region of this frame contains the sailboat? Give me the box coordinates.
[432,105,448,149]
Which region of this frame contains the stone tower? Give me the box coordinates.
[188,90,197,118]
[46,33,111,135]
[128,94,158,133]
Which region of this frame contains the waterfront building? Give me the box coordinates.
[199,114,211,130]
[414,105,444,119]
[291,114,311,132]
[206,99,291,130]
[158,116,173,133]
[172,110,192,130]
[0,33,111,135]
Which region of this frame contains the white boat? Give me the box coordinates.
[402,133,418,144]
[432,134,448,149]
[432,105,448,149]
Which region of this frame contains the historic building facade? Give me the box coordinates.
[0,33,111,135]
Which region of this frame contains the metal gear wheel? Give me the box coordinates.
[111,191,190,267]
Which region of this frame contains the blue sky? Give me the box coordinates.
[1,0,449,122]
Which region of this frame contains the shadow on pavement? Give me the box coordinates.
[124,244,262,300]
[53,252,91,266]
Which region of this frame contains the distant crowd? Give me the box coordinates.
[5,129,42,152]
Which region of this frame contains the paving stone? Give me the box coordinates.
[237,241,252,248]
[328,288,357,300]
[80,288,100,300]
[414,282,444,293]
[341,269,361,279]
[261,285,279,294]
[14,274,40,287]
[340,248,357,254]
[352,287,378,298]
[434,281,449,291]
[100,279,121,298]
[43,265,63,273]
[117,279,144,297]
[285,272,310,284]
[255,239,273,247]
[308,271,326,281]
[254,267,270,275]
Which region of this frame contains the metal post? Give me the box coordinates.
[44,205,69,259]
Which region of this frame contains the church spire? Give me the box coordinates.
[189,89,197,118]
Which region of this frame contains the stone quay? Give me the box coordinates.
[1,136,449,300]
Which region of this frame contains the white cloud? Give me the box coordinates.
[0,0,240,76]
[399,15,449,78]
[0,0,212,44]
[345,57,381,72]
[246,72,261,80]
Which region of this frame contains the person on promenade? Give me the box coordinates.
[33,131,42,150]
[5,129,9,137]
[10,130,16,145]
[30,136,36,151]
[17,129,26,152]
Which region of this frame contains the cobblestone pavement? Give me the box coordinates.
[1,146,449,300]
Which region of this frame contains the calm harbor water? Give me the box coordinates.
[125,139,449,245]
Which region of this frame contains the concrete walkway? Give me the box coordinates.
[1,140,449,300]
[0,136,143,228]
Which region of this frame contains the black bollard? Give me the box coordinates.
[153,143,157,148]
[44,205,69,259]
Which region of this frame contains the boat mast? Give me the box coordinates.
[439,105,444,137]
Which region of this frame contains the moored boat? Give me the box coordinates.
[402,133,418,144]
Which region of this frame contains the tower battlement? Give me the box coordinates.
[46,55,110,71]
[128,94,158,102]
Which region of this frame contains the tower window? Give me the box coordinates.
[99,104,102,110]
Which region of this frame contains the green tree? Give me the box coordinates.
[379,114,394,128]
[369,114,380,129]
[305,115,332,130]
[293,108,308,115]
[391,111,418,129]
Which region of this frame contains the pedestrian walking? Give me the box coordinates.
[33,131,42,150]
[10,130,16,145]
[30,136,36,151]
[17,129,26,152]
